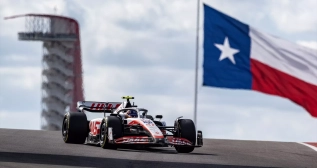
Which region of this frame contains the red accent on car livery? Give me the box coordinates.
[107,103,113,109]
[89,119,102,136]
[128,120,140,126]
[90,103,95,110]
[90,103,105,110]
[96,103,101,110]
[89,102,121,110]
[114,103,121,109]
[106,103,121,110]
[99,103,105,110]
[127,119,164,139]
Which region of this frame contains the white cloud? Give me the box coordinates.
[267,0,317,33]
[74,0,198,60]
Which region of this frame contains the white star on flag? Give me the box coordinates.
[214,37,240,64]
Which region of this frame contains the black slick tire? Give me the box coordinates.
[174,119,196,153]
[62,112,88,144]
[100,116,123,149]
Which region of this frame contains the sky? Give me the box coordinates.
[0,0,316,142]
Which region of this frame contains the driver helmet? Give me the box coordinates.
[128,110,138,118]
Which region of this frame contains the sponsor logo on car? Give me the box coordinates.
[90,103,121,110]
[125,138,149,142]
[141,119,151,124]
[115,137,150,143]
[141,119,155,126]
[89,120,101,136]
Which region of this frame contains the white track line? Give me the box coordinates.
[297,142,317,152]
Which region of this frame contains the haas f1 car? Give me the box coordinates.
[62,96,203,153]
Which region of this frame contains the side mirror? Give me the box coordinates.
[155,115,163,120]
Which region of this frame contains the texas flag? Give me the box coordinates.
[203,4,317,117]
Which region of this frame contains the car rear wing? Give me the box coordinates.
[77,101,122,113]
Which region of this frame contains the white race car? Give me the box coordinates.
[62,96,203,153]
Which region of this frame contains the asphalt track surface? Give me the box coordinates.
[0,129,316,168]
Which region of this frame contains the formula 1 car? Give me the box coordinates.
[62,96,203,153]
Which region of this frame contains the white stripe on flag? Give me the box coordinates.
[249,27,317,85]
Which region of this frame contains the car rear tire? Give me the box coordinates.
[174,119,196,153]
[62,112,88,144]
[100,116,123,149]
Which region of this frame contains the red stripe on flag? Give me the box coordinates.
[251,59,317,117]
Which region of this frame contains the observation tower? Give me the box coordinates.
[5,14,84,130]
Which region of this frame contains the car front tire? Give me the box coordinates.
[174,119,196,153]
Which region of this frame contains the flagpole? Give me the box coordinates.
[194,0,200,127]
